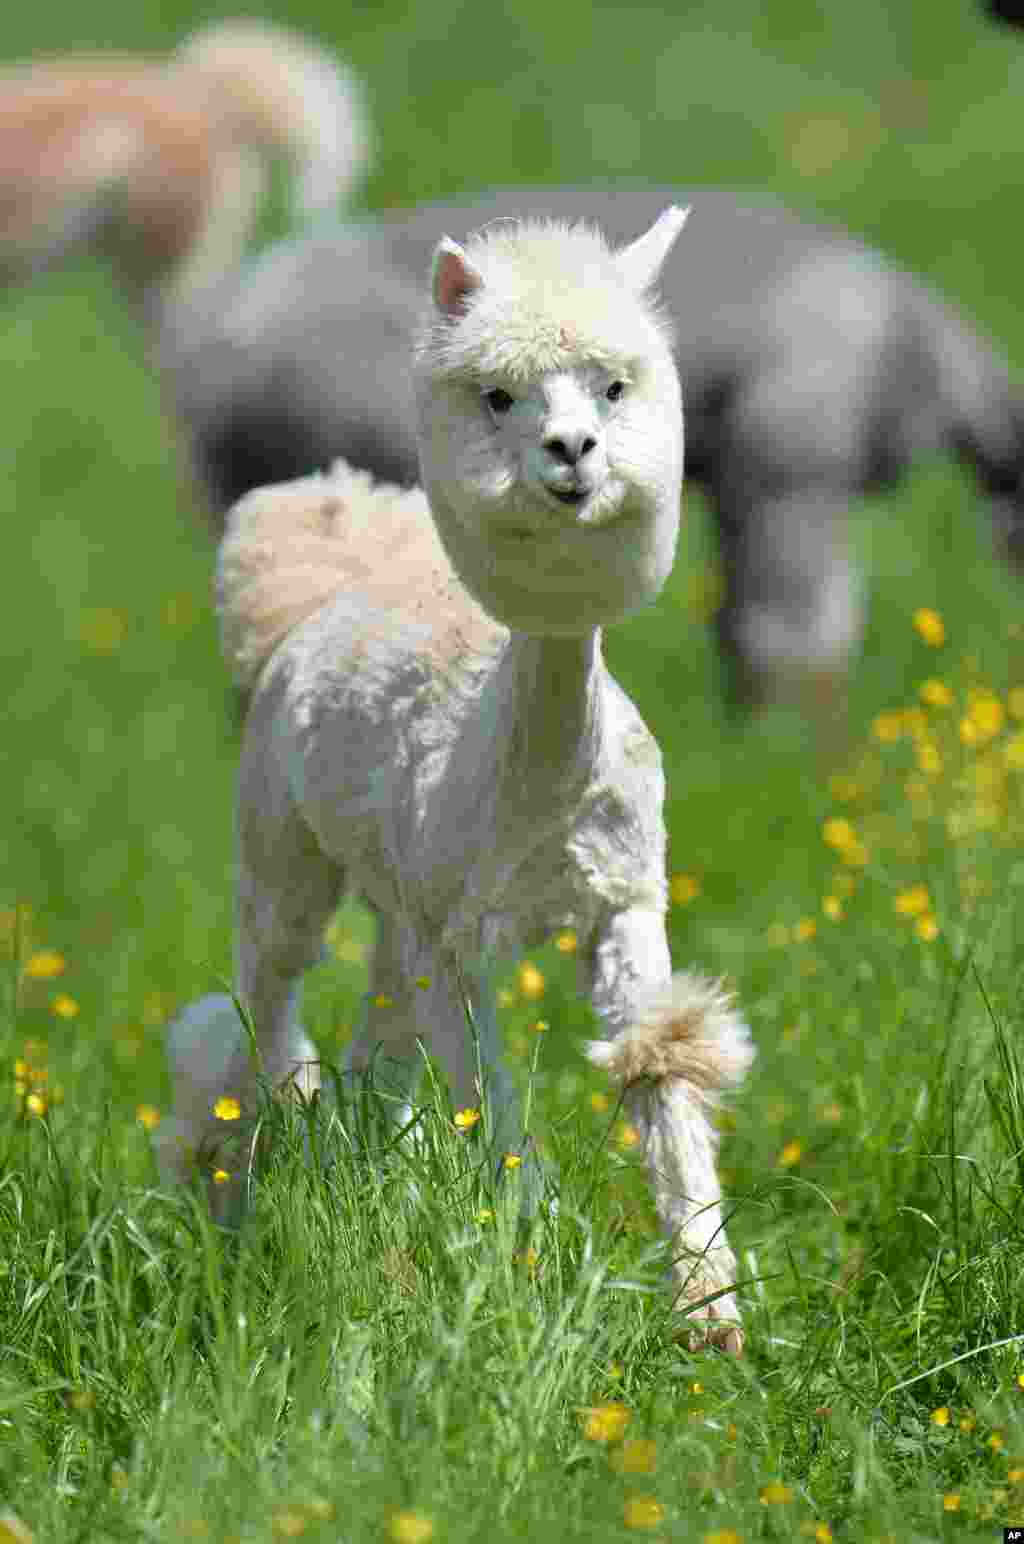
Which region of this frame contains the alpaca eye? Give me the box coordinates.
[606,381,625,403]
[484,388,515,415]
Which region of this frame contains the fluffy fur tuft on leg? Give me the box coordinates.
[586,974,753,1353]
[585,973,753,1093]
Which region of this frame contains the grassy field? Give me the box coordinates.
[4,0,1024,1538]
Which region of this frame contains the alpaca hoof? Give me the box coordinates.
[674,1269,744,1355]
[688,1318,744,1357]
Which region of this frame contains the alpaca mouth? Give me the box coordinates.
[549,487,589,507]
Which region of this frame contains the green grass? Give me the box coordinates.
[5,0,1024,1538]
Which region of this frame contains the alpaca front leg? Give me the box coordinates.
[585,910,754,1351]
[345,911,428,1115]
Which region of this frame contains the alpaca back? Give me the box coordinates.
[217,460,499,691]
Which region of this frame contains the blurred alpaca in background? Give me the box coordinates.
[0,17,370,493]
[189,188,1024,709]
[2,26,1022,708]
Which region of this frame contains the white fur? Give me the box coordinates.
[170,20,372,220]
[169,208,753,1346]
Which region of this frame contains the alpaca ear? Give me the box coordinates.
[614,205,689,291]
[432,237,484,318]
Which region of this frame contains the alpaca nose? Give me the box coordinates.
[543,428,597,467]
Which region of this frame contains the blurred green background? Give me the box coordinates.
[2,0,1023,1115]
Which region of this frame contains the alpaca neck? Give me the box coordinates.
[139,143,266,337]
[498,629,606,799]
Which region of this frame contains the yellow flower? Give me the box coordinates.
[930,1406,950,1427]
[967,691,1004,739]
[703,1533,742,1544]
[135,1104,161,1131]
[612,1439,658,1474]
[895,885,931,917]
[51,994,79,1019]
[517,1247,540,1273]
[414,975,431,990]
[919,679,953,707]
[272,1510,308,1538]
[388,1514,434,1544]
[725,1423,738,1442]
[959,1413,976,1432]
[24,950,65,980]
[913,608,945,646]
[916,741,943,777]
[1017,1371,1024,1389]
[608,1362,624,1381]
[872,712,903,743]
[916,915,939,942]
[778,1140,803,1168]
[759,1481,793,1504]
[532,1019,548,1033]
[25,1093,47,1117]
[959,716,979,746]
[689,1381,704,1394]
[822,896,843,921]
[795,918,817,941]
[616,1122,642,1150]
[670,873,701,905]
[555,929,577,953]
[590,1091,610,1114]
[623,1496,664,1530]
[81,608,127,653]
[517,962,545,999]
[372,993,393,1009]
[213,1096,241,1121]
[582,1402,631,1442]
[988,1430,1005,1451]
[475,1208,494,1224]
[453,1107,481,1130]
[1008,1467,1024,1484]
[941,1493,960,1512]
[822,816,857,851]
[212,1169,230,1186]
[0,1511,34,1543]
[503,1153,522,1170]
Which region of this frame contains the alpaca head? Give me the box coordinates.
[414,208,687,636]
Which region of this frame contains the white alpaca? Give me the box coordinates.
[157,209,754,1349]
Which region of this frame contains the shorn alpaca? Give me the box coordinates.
[156,208,754,1350]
